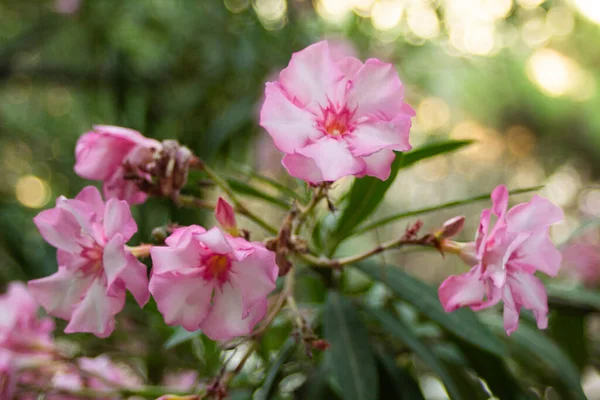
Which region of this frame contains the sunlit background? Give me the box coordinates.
[2,0,600,397]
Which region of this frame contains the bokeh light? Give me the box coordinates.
[15,175,50,208]
[370,0,404,31]
[573,0,600,25]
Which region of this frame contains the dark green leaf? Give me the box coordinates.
[549,312,588,371]
[163,326,202,349]
[227,178,290,209]
[482,314,586,399]
[255,338,296,400]
[354,186,543,236]
[368,307,465,400]
[548,284,600,313]
[356,262,505,357]
[229,162,300,200]
[376,350,425,400]
[295,365,341,400]
[329,140,473,251]
[323,292,378,400]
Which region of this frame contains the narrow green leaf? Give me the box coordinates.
[229,162,300,200]
[329,140,473,251]
[323,292,378,400]
[356,262,505,357]
[226,178,290,209]
[255,338,296,400]
[548,284,600,313]
[354,186,543,236]
[164,326,202,349]
[368,307,465,400]
[549,312,588,371]
[375,350,425,400]
[295,365,341,400]
[481,314,586,399]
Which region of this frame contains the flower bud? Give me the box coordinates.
[436,216,465,240]
[215,197,239,236]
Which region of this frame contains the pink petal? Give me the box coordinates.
[281,153,325,184]
[260,82,322,153]
[507,272,548,331]
[74,186,105,220]
[117,253,150,307]
[165,225,206,247]
[74,133,135,180]
[28,267,95,320]
[102,234,130,291]
[65,278,125,338]
[215,198,238,232]
[278,41,345,111]
[491,184,509,219]
[194,227,234,256]
[149,272,213,331]
[150,237,202,275]
[347,114,412,156]
[200,282,267,341]
[34,207,82,253]
[230,246,278,313]
[103,168,148,205]
[104,199,137,241]
[438,266,486,312]
[506,195,564,232]
[337,56,363,79]
[93,125,160,148]
[475,209,491,257]
[502,285,520,336]
[345,59,407,120]
[471,281,502,311]
[296,136,365,182]
[359,148,396,181]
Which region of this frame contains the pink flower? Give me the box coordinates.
[149,225,278,341]
[78,355,143,392]
[260,40,414,183]
[562,234,600,287]
[438,185,564,335]
[0,282,54,355]
[28,186,150,338]
[162,370,199,392]
[0,350,16,400]
[74,125,161,204]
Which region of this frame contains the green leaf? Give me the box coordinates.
[229,162,300,200]
[368,307,465,400]
[323,292,378,400]
[375,350,425,400]
[453,339,536,400]
[549,312,588,371]
[548,284,600,313]
[295,365,341,400]
[226,177,290,209]
[481,314,586,399]
[255,338,296,400]
[354,186,543,236]
[163,326,202,349]
[329,140,473,251]
[356,262,505,357]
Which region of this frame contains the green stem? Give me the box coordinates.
[22,385,200,399]
[294,186,325,236]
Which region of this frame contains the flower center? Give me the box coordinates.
[80,244,104,275]
[321,105,354,136]
[205,254,231,282]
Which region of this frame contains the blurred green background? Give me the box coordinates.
[3,0,600,398]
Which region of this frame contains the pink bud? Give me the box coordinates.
[438,216,465,239]
[215,198,238,236]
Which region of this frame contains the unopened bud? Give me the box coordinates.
[440,240,478,266]
[436,216,465,239]
[215,197,239,236]
[310,339,330,351]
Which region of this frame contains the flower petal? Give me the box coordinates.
[117,253,150,307]
[33,207,82,253]
[502,285,520,336]
[359,148,396,181]
[200,282,267,341]
[230,246,277,314]
[149,272,213,331]
[65,278,125,338]
[491,184,509,219]
[102,234,130,291]
[345,59,407,120]
[74,186,105,220]
[278,41,344,110]
[281,153,325,184]
[347,115,412,156]
[104,199,137,241]
[165,225,206,247]
[438,266,486,312]
[506,195,564,232]
[28,267,95,320]
[150,236,202,275]
[103,168,148,205]
[507,272,548,331]
[296,137,365,182]
[260,83,322,153]
[74,133,133,180]
[194,227,234,256]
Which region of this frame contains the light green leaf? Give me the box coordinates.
[368,307,465,400]
[356,262,505,357]
[163,326,202,349]
[255,338,296,400]
[323,292,378,400]
[329,140,473,252]
[354,186,543,236]
[548,284,600,312]
[226,177,290,209]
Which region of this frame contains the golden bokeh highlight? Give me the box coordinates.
[253,0,287,29]
[506,125,536,158]
[371,0,404,31]
[15,175,50,209]
[417,97,450,132]
[407,4,440,39]
[450,120,505,162]
[573,0,600,25]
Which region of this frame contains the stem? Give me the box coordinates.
[127,244,153,258]
[176,194,277,235]
[222,342,257,386]
[190,164,278,235]
[295,237,429,268]
[294,186,325,236]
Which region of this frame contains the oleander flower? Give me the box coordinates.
[74,125,161,204]
[28,186,150,338]
[562,233,600,287]
[438,185,564,335]
[149,225,278,341]
[0,350,15,399]
[260,40,414,183]
[0,282,54,355]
